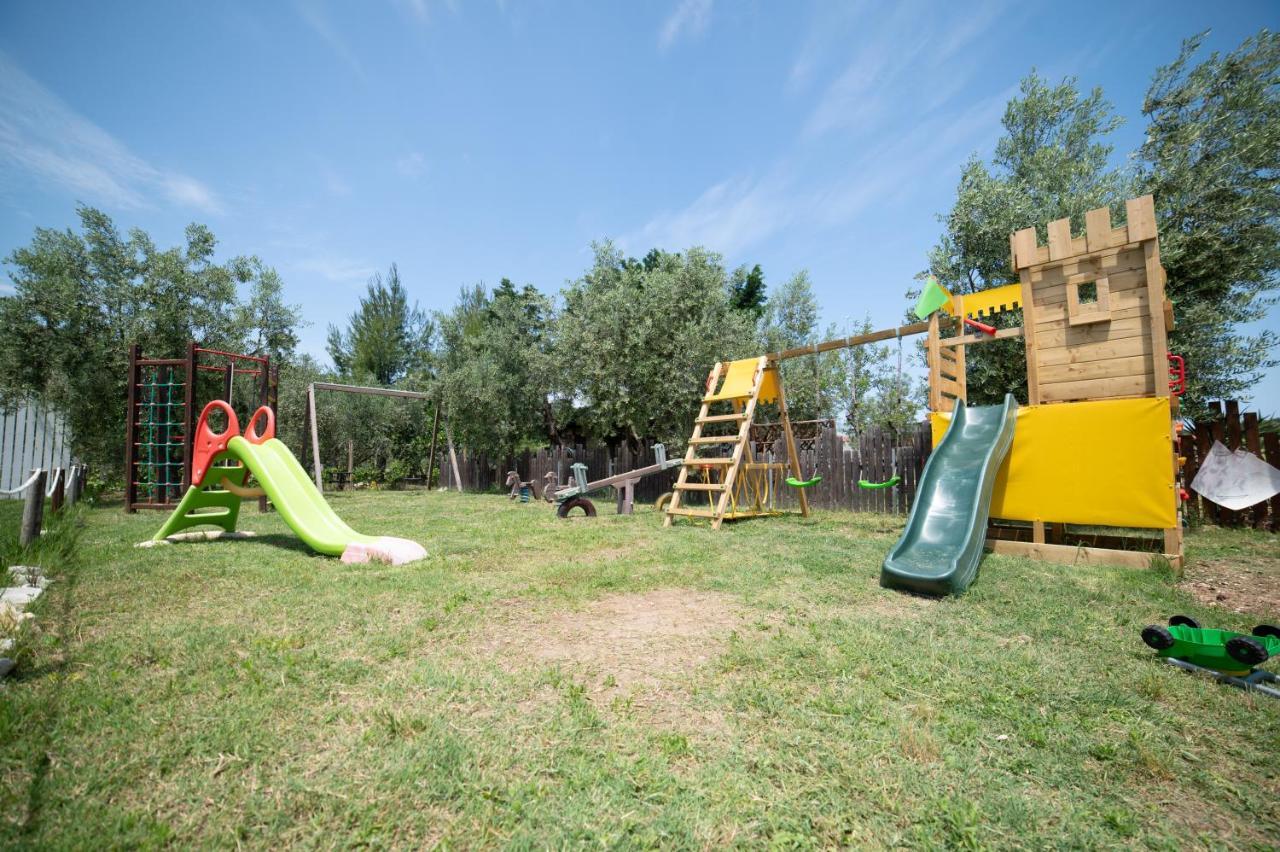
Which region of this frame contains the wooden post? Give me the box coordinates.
[308,384,323,492]
[346,440,354,490]
[426,402,440,489]
[1264,431,1280,532]
[20,470,46,548]
[445,422,463,493]
[124,343,140,512]
[927,313,942,412]
[67,464,82,506]
[50,467,65,513]
[182,341,197,490]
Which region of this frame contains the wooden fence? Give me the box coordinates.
[1,401,75,499]
[439,421,935,514]
[1179,400,1279,531]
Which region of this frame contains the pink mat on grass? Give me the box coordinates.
[341,537,427,565]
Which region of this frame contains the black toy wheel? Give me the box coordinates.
[1225,636,1269,667]
[556,496,597,519]
[1141,625,1175,651]
[1168,615,1200,629]
[1252,624,1280,640]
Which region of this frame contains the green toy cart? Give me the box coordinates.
[1141,616,1280,699]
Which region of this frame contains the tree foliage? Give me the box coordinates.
[326,264,431,385]
[929,72,1138,405]
[0,206,301,474]
[434,279,553,459]
[1140,30,1280,417]
[553,243,756,450]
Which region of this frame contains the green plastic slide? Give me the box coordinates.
[880,395,1017,596]
[154,404,425,564]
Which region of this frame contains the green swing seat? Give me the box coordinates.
[785,475,822,488]
[858,475,901,489]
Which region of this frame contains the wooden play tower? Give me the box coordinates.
[666,195,1183,570]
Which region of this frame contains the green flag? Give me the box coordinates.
[914,275,953,320]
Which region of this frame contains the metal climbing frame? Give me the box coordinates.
[124,342,279,512]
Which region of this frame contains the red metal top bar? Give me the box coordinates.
[194,347,269,364]
[195,364,262,376]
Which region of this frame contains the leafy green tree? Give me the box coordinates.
[1140,30,1280,418]
[235,259,304,363]
[928,72,1137,405]
[555,243,755,450]
[757,271,844,421]
[841,316,888,438]
[434,279,553,459]
[326,264,431,384]
[729,263,768,319]
[0,206,298,474]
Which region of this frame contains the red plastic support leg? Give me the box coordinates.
[191,400,240,486]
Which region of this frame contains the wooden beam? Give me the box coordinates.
[20,470,46,548]
[445,422,463,493]
[425,401,440,489]
[927,313,942,412]
[124,343,140,513]
[938,326,1024,347]
[770,321,930,362]
[308,383,323,491]
[986,538,1179,570]
[311,381,433,400]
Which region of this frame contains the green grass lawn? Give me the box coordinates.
[2,491,1278,849]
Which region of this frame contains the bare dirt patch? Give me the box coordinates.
[1180,556,1280,619]
[476,589,747,721]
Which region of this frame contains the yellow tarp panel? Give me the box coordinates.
[931,397,1174,529]
[705,358,778,403]
[956,283,1023,319]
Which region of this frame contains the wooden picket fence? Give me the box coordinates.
[440,421,935,514]
[1179,400,1279,531]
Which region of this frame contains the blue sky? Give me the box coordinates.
[1,1,1277,409]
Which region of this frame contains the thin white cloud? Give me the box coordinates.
[396,152,427,179]
[0,52,223,215]
[659,0,713,51]
[295,0,366,79]
[393,0,459,23]
[801,0,1008,139]
[294,255,378,287]
[621,87,1011,258]
[621,171,795,257]
[312,156,351,196]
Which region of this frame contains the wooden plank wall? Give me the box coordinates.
[1012,196,1168,406]
[439,422,935,514]
[1179,400,1279,532]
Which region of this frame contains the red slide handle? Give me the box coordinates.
[191,400,239,486]
[1168,354,1186,396]
[963,316,997,336]
[245,406,276,445]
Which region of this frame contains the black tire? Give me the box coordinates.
[1225,636,1269,667]
[1141,625,1175,651]
[556,496,597,519]
[1252,624,1280,640]
[1168,615,1200,629]
[654,492,672,512]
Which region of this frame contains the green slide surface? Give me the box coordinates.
[229,436,381,556]
[880,394,1018,596]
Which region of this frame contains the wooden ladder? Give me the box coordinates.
[664,356,768,530]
